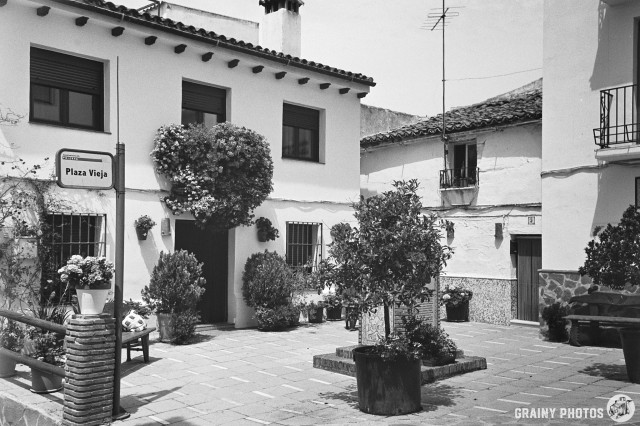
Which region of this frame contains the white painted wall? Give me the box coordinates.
[360,123,541,281]
[155,3,259,44]
[0,0,368,325]
[542,0,640,271]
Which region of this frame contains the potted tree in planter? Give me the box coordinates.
[58,255,114,315]
[317,180,452,415]
[440,285,473,322]
[242,251,301,331]
[579,205,640,383]
[142,250,206,343]
[134,215,156,240]
[255,217,279,242]
[0,319,24,378]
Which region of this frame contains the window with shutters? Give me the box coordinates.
[182,81,226,126]
[30,47,104,131]
[285,222,322,273]
[41,213,107,302]
[282,103,320,162]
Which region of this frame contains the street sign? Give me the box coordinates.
[56,149,115,190]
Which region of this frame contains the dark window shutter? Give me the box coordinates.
[283,103,319,130]
[182,81,226,116]
[30,47,103,95]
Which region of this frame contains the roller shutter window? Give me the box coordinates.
[282,103,319,162]
[182,81,226,126]
[30,47,104,131]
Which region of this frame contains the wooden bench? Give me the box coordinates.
[121,327,155,363]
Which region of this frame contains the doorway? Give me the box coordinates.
[516,237,542,322]
[174,220,228,323]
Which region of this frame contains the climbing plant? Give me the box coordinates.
[151,122,274,229]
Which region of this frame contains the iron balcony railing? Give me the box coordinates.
[594,84,639,147]
[439,167,479,189]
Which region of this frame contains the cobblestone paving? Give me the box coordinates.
[3,320,640,425]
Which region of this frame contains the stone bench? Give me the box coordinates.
[564,315,640,346]
[122,327,155,363]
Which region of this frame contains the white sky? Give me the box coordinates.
[119,0,543,117]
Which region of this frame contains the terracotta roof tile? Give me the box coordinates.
[65,0,375,86]
[361,85,541,148]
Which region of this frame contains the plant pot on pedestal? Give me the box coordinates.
[76,288,110,315]
[620,328,640,384]
[30,369,63,393]
[352,346,422,415]
[445,300,469,322]
[0,354,17,378]
[157,313,176,342]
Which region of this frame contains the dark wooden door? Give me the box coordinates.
[517,237,542,322]
[174,220,228,323]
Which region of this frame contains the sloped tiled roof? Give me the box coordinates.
[53,0,375,87]
[361,82,541,149]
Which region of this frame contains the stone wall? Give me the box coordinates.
[440,276,515,326]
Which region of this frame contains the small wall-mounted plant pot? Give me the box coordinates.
[136,228,148,240]
[257,230,268,242]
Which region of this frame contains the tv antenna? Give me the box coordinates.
[423,1,461,171]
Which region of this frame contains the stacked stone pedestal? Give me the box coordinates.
[64,314,115,426]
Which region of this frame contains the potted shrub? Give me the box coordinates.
[323,293,342,320]
[58,255,114,315]
[0,319,24,378]
[579,205,640,383]
[317,180,452,415]
[440,285,473,322]
[255,217,279,242]
[142,250,206,343]
[306,301,325,324]
[404,317,457,366]
[242,251,300,331]
[134,215,156,240]
[541,302,569,342]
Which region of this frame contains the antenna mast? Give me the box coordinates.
[424,1,460,171]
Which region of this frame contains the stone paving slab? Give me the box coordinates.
[4,320,640,424]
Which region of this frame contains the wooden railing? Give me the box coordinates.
[0,308,66,378]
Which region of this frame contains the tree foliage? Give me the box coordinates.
[319,180,453,338]
[579,205,640,289]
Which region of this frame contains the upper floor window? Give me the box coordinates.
[282,103,319,162]
[182,81,226,126]
[30,47,104,131]
[440,141,479,189]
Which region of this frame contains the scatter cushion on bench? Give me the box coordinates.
[122,310,146,332]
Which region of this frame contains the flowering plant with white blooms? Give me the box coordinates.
[440,284,473,307]
[58,255,114,290]
[151,122,273,229]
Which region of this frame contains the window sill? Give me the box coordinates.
[29,121,111,135]
[439,185,478,191]
[282,157,325,165]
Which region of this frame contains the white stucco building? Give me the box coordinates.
[361,81,542,325]
[0,0,374,327]
[540,0,640,308]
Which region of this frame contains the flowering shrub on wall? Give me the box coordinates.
[151,123,274,229]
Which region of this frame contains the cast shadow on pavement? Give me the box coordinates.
[579,363,629,381]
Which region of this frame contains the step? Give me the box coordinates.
[313,346,487,385]
[335,345,465,360]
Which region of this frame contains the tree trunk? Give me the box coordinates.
[383,304,391,339]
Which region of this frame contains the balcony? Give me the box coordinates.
[593,84,640,162]
[439,167,479,189]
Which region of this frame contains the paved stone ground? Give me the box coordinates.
[3,320,640,425]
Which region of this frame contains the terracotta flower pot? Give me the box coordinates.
[445,300,469,322]
[30,368,63,393]
[136,227,148,240]
[76,288,110,315]
[157,313,176,342]
[0,353,17,378]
